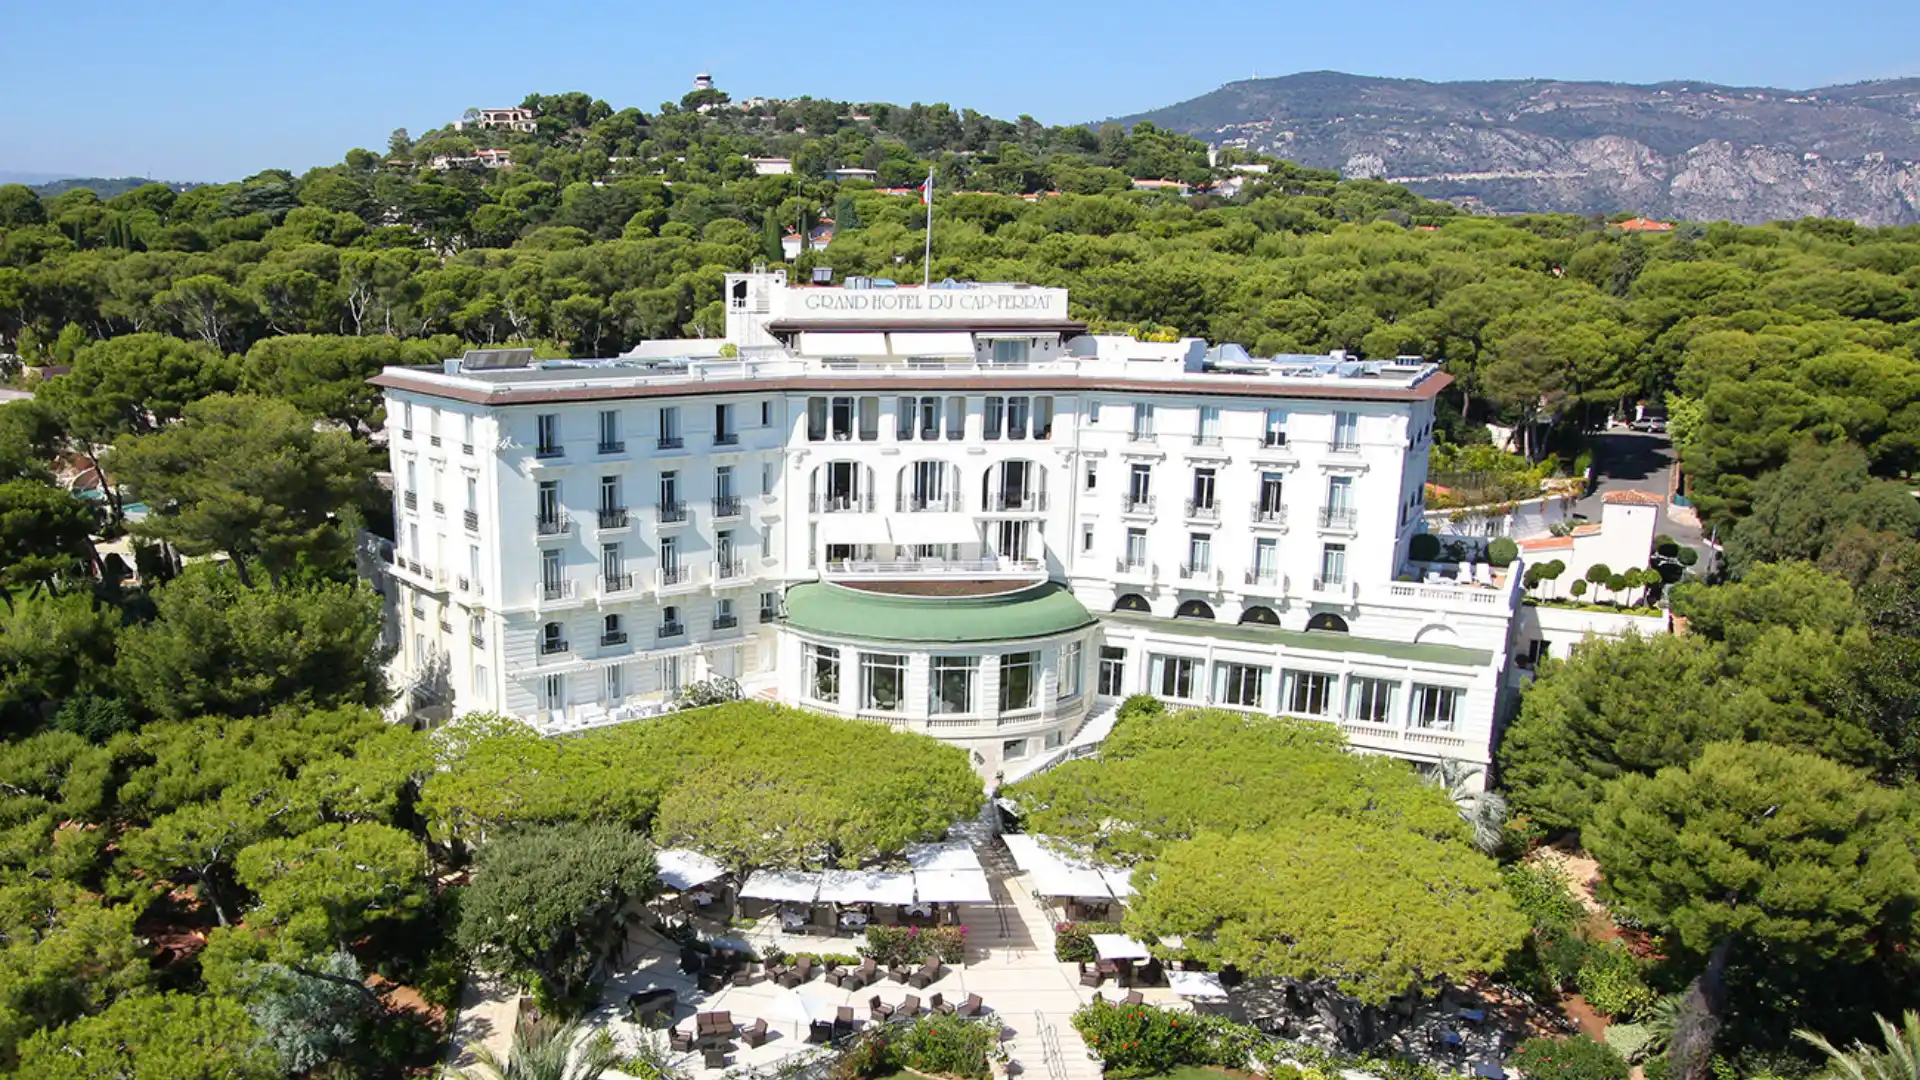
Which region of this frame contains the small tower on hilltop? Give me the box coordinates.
[693,72,714,91]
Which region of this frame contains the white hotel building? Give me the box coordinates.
[368,270,1526,783]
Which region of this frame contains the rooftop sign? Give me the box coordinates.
[777,286,1068,322]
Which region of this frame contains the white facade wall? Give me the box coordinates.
[372,273,1549,778]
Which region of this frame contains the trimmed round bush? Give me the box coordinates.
[1486,537,1519,567]
[1409,533,1442,562]
[1510,1035,1629,1080]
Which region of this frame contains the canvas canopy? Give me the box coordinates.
[656,848,726,892]
[914,869,993,903]
[739,869,823,903]
[817,869,917,906]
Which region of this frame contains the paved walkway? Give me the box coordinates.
[445,975,518,1071]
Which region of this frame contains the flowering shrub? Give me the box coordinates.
[894,1013,1003,1080]
[1510,1035,1628,1080]
[861,924,968,967]
[1071,999,1207,1078]
[1053,920,1122,964]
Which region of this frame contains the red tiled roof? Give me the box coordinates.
[1603,490,1665,506]
[1616,217,1675,232]
[1517,536,1575,552]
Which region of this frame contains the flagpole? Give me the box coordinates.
[922,167,934,288]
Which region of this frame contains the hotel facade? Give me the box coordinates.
[368,271,1527,784]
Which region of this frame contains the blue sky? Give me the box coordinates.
[4,0,1914,181]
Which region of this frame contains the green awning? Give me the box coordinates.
[783,581,1096,644]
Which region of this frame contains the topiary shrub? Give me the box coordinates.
[1510,1035,1629,1080]
[1486,537,1518,567]
[1409,533,1442,562]
[1571,580,1588,598]
[1585,563,1613,585]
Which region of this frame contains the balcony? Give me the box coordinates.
[534,444,563,460]
[714,431,738,447]
[759,605,780,624]
[597,440,625,455]
[1184,498,1219,522]
[429,434,442,447]
[539,637,570,656]
[470,633,485,648]
[598,507,629,530]
[655,501,688,524]
[1128,429,1156,443]
[536,515,572,537]
[400,428,413,440]
[657,565,698,593]
[1191,433,1222,447]
[463,509,480,532]
[658,620,686,639]
[712,559,747,584]
[1262,432,1289,448]
[403,491,418,510]
[602,572,635,594]
[462,442,474,455]
[1244,569,1282,590]
[713,613,740,631]
[1310,576,1355,600]
[1178,563,1212,582]
[1319,506,1357,531]
[539,579,578,603]
[897,493,957,513]
[712,495,742,519]
[1113,558,1155,581]
[987,491,1048,513]
[656,435,684,451]
[600,630,629,647]
[1252,501,1287,526]
[431,500,445,516]
[1327,440,1360,455]
[810,493,875,514]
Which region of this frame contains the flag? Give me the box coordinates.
[920,170,933,205]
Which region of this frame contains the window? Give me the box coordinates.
[897,397,917,440]
[605,664,624,703]
[1033,397,1053,439]
[599,474,619,513]
[762,463,775,496]
[659,655,684,696]
[1127,463,1152,508]
[831,397,854,440]
[857,396,879,441]
[465,475,479,514]
[984,397,1005,440]
[1000,651,1039,712]
[1191,468,1215,511]
[1413,685,1462,731]
[463,413,475,451]
[535,414,559,456]
[1252,537,1279,582]
[1081,524,1095,553]
[1186,533,1211,574]
[1257,472,1284,521]
[1284,671,1335,716]
[1088,401,1101,425]
[759,590,779,620]
[401,401,414,437]
[472,664,489,702]
[946,396,965,440]
[1332,410,1359,451]
[541,621,567,655]
[992,338,1030,365]
[1320,543,1347,587]
[598,410,621,452]
[1324,475,1354,528]
[658,406,681,448]
[919,396,941,439]
[659,535,679,572]
[539,548,562,590]
[1124,528,1147,568]
[659,604,683,636]
[862,653,907,712]
[807,397,828,442]
[602,612,624,645]
[1195,405,1221,445]
[1217,663,1268,708]
[659,470,679,508]
[1058,642,1083,700]
[1263,408,1287,447]
[1131,403,1155,440]
[542,673,566,709]
[1098,647,1127,696]
[714,403,735,444]
[1045,730,1063,749]
[1005,396,1030,440]
[761,401,772,426]
[1349,677,1397,724]
[930,656,978,714]
[1002,738,1028,761]
[1084,460,1098,491]
[1152,655,1200,700]
[807,644,841,703]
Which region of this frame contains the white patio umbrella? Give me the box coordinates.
[772,984,843,1038]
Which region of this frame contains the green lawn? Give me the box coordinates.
[1155,1068,1242,1080]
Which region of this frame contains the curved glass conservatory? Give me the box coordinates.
[777,578,1099,780]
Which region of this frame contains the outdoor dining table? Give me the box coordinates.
[901,903,934,919]
[1090,933,1152,961]
[838,911,870,928]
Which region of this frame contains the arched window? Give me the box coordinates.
[1306,612,1349,633]
[981,459,1045,512]
[1113,593,1152,614]
[1175,599,1215,620]
[1239,605,1280,626]
[541,622,565,654]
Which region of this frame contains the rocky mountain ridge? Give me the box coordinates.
[1113,72,1920,224]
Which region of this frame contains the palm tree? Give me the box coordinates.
[1796,1011,1920,1080]
[1428,758,1509,854]
[451,1020,624,1080]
